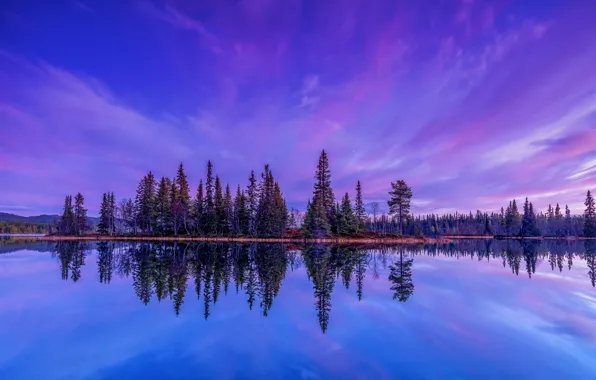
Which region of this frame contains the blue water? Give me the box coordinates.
[0,240,595,379]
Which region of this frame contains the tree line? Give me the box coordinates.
[58,149,596,238]
[0,221,49,234]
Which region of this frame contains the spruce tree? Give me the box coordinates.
[59,195,75,235]
[108,192,116,235]
[193,180,204,234]
[169,175,180,235]
[224,184,234,235]
[205,161,215,234]
[98,193,109,235]
[234,185,249,235]
[565,205,572,236]
[156,177,171,235]
[387,180,412,235]
[214,175,225,234]
[135,172,156,233]
[354,180,366,232]
[246,171,258,236]
[73,193,87,235]
[584,190,596,237]
[307,150,334,238]
[175,163,191,233]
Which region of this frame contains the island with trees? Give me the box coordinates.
[15,150,596,243]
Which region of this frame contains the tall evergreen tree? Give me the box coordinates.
[59,195,75,235]
[306,150,334,238]
[214,175,225,234]
[193,180,205,234]
[224,184,234,235]
[337,192,356,234]
[354,180,366,232]
[565,205,572,236]
[175,163,191,233]
[156,177,171,235]
[234,185,249,235]
[246,170,258,236]
[98,193,109,235]
[584,190,596,237]
[135,172,156,233]
[205,161,215,234]
[387,180,412,235]
[521,198,540,237]
[73,192,87,235]
[108,192,116,235]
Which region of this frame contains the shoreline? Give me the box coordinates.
[5,235,595,244]
[9,235,449,244]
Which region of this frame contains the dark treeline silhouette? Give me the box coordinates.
[0,221,49,234]
[47,239,596,332]
[56,150,595,239]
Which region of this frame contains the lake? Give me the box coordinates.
[1,239,595,379]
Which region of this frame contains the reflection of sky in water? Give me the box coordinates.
[0,243,595,379]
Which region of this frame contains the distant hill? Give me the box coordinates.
[0,212,99,226]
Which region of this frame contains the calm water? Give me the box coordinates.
[1,239,595,379]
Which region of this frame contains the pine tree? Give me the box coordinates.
[214,175,225,234]
[174,163,191,233]
[205,161,215,234]
[306,150,334,238]
[73,193,87,235]
[108,192,116,235]
[565,205,572,236]
[354,180,366,232]
[224,184,234,235]
[169,175,180,235]
[246,170,258,236]
[135,172,156,233]
[234,185,249,235]
[59,195,75,235]
[584,190,596,237]
[521,198,540,237]
[338,192,356,234]
[98,193,109,235]
[193,180,204,234]
[156,177,171,235]
[554,203,562,236]
[387,180,412,235]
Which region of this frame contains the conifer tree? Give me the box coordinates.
[246,171,258,236]
[565,205,572,236]
[214,175,225,234]
[224,184,234,235]
[354,180,366,232]
[387,180,412,235]
[338,192,356,234]
[306,150,334,238]
[584,190,596,237]
[169,175,180,235]
[234,185,249,235]
[521,198,540,237]
[59,195,75,235]
[205,161,215,234]
[73,192,87,235]
[108,192,116,235]
[156,177,171,235]
[175,163,191,233]
[98,193,109,235]
[135,172,156,233]
[193,180,204,234]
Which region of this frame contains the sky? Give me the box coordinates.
[1,0,595,216]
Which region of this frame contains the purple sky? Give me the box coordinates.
[1,0,595,216]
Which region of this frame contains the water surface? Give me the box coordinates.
[1,239,595,379]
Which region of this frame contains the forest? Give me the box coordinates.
[53,150,596,239]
